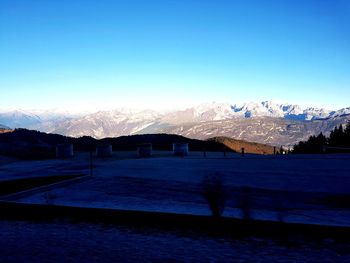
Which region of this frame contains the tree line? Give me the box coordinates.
[293,122,350,153]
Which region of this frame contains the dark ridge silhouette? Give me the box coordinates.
[0,129,96,159]
[100,133,229,152]
[0,129,233,159]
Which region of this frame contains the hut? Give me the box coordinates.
[56,143,74,158]
[138,143,152,157]
[173,142,189,156]
[96,144,112,157]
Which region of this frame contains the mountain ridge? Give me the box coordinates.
[1,101,349,147]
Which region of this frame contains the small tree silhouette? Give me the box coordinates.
[202,173,226,218]
[238,187,251,220]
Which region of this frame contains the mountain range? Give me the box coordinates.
[1,101,349,147]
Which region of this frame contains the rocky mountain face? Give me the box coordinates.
[153,115,350,147]
[0,110,41,128]
[230,101,335,120]
[0,110,76,130]
[45,109,161,138]
[1,101,349,147]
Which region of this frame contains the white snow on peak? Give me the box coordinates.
[328,107,350,118]
[230,101,334,120]
[193,102,233,121]
[0,101,348,134]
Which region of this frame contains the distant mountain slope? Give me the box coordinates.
[0,109,75,130]
[155,115,350,147]
[1,102,349,147]
[47,109,161,138]
[44,103,349,141]
[0,124,12,134]
[0,110,41,129]
[0,124,10,129]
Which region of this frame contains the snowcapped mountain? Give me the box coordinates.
[0,109,79,131]
[0,102,349,146]
[193,102,234,121]
[161,101,337,123]
[231,101,289,118]
[160,102,234,124]
[45,109,161,138]
[0,110,41,129]
[329,107,350,118]
[26,109,81,122]
[161,101,318,123]
[157,115,350,147]
[230,101,334,120]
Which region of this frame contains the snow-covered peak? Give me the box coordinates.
[231,101,332,120]
[0,101,348,133]
[87,109,161,124]
[0,110,41,129]
[194,102,233,120]
[301,107,332,120]
[328,107,350,118]
[232,101,283,118]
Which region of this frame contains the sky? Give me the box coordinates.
[0,0,350,112]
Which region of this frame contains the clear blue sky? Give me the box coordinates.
[1,0,349,112]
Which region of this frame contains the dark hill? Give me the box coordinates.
[100,134,228,152]
[0,129,231,159]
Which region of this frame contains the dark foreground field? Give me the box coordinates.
[1,152,350,261]
[1,219,350,262]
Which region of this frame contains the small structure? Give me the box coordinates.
[173,142,189,156]
[138,143,152,157]
[56,143,74,158]
[96,144,112,157]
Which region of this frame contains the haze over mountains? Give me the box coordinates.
[1,101,349,147]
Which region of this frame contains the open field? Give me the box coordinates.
[1,152,350,226]
[1,152,350,262]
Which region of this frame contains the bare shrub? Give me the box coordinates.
[202,173,226,218]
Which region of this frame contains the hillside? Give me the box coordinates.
[157,115,350,147]
[210,137,276,155]
[0,129,232,159]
